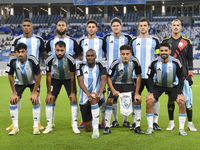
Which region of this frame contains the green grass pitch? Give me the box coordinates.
[0,75,200,150]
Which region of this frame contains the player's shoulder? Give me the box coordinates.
[161,36,171,43]
[151,36,160,42]
[150,57,159,65]
[132,56,140,66]
[130,36,137,44]
[35,34,44,41]
[110,59,120,68]
[8,55,17,65]
[69,37,78,43]
[103,33,111,39]
[67,54,75,64]
[96,60,106,68]
[46,37,54,44]
[124,33,132,38]
[79,37,85,43]
[28,55,39,65]
[77,61,86,69]
[45,54,54,64]
[181,36,192,44]
[172,57,182,67]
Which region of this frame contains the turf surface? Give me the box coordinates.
[0,75,200,150]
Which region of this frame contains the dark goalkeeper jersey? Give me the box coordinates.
[162,36,193,78]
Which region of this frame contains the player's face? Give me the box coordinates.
[22,22,33,34]
[57,21,67,36]
[111,22,122,34]
[171,21,182,34]
[86,23,98,36]
[16,49,28,62]
[86,51,96,66]
[138,21,150,34]
[120,50,132,64]
[159,46,171,60]
[54,45,66,60]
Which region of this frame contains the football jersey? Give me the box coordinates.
[79,36,106,61]
[46,36,81,56]
[77,61,107,105]
[130,35,159,79]
[6,55,40,85]
[45,52,76,80]
[104,32,132,69]
[108,56,141,84]
[11,34,45,60]
[162,36,193,78]
[147,56,183,89]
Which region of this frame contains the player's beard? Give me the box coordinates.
[56,54,64,60]
[57,29,66,36]
[161,54,168,60]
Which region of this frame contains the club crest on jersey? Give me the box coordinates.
[77,0,82,4]
[120,95,131,109]
[179,42,183,47]
[138,0,142,3]
[108,69,112,75]
[77,70,80,76]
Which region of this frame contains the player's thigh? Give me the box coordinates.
[153,85,165,100]
[51,78,62,98]
[15,84,27,98]
[29,84,41,94]
[63,79,77,96]
[80,102,92,125]
[135,79,147,95]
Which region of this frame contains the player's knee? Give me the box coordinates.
[106,98,114,106]
[177,96,186,107]
[146,96,154,107]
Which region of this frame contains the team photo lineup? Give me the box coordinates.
[5,13,197,139]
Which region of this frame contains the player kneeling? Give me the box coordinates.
[77,49,107,138]
[146,43,187,136]
[6,43,41,135]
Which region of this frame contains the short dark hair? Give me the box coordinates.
[139,18,150,26]
[22,18,32,24]
[55,41,66,48]
[120,45,132,52]
[15,43,27,52]
[87,20,98,27]
[110,17,122,26]
[159,43,171,50]
[86,49,96,55]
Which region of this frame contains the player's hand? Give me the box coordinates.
[112,90,120,97]
[134,93,141,105]
[30,92,39,105]
[46,93,54,104]
[10,93,19,105]
[69,92,77,104]
[187,74,193,86]
[91,92,100,102]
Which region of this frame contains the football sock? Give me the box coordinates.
[71,103,78,127]
[10,104,18,128]
[168,101,175,120]
[153,100,160,124]
[132,102,135,123]
[179,113,186,129]
[112,101,118,121]
[105,105,112,127]
[100,99,106,123]
[33,104,40,128]
[52,102,56,123]
[146,113,153,128]
[91,103,99,130]
[134,105,141,127]
[46,104,53,127]
[186,107,192,122]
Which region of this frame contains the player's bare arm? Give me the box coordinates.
[30,72,41,105]
[69,71,77,104]
[134,74,142,104]
[46,72,54,104]
[8,74,19,105]
[107,76,119,97]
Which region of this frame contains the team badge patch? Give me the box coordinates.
[108,69,112,75]
[179,42,183,47]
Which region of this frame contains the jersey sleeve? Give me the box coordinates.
[107,59,119,77]
[6,55,17,75]
[132,57,142,75]
[78,39,84,54]
[28,55,41,75]
[10,37,20,53]
[153,37,160,55]
[72,38,81,56]
[186,39,193,73]
[45,54,54,72]
[97,61,107,76]
[67,54,76,72]
[76,62,85,78]
[173,58,184,91]
[125,34,132,43]
[37,36,45,53]
[45,39,52,53]
[147,58,157,93]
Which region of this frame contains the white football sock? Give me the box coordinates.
[100,99,106,123]
[146,113,153,128]
[105,105,112,127]
[134,105,142,127]
[91,103,99,130]
[10,104,18,128]
[46,104,53,127]
[52,102,56,123]
[33,104,40,128]
[112,101,118,121]
[153,100,160,124]
[179,113,186,129]
[71,103,78,127]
